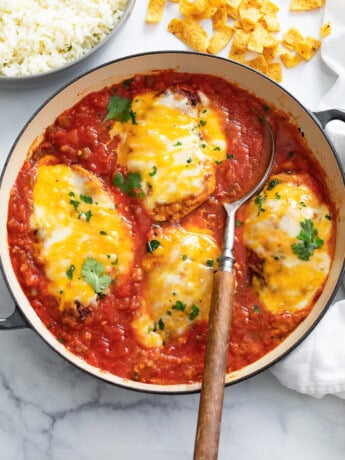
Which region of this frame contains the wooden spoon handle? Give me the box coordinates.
[194,270,235,460]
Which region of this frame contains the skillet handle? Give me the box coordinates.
[0,306,30,329]
[313,109,345,128]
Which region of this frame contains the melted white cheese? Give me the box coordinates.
[30,163,134,310]
[243,173,332,313]
[132,225,221,347]
[110,88,226,220]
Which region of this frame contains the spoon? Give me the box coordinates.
[193,119,275,460]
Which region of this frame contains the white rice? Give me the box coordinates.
[0,0,128,77]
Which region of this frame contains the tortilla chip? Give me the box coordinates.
[282,27,304,50]
[280,51,303,68]
[261,0,279,14]
[320,21,331,39]
[262,44,279,63]
[295,36,321,60]
[146,0,166,23]
[264,32,279,48]
[267,62,282,82]
[248,26,268,53]
[239,6,262,31]
[262,13,280,32]
[208,25,234,54]
[168,17,209,52]
[245,55,268,74]
[179,0,208,17]
[229,29,250,62]
[290,0,323,11]
[226,0,242,19]
[212,5,227,29]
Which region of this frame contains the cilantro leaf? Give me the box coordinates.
[113,171,144,197]
[267,178,280,190]
[66,264,75,280]
[149,165,157,177]
[81,257,112,294]
[80,194,93,204]
[291,219,324,261]
[103,94,137,124]
[172,300,186,312]
[254,194,266,215]
[146,239,160,253]
[189,304,200,320]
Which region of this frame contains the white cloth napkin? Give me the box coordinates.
[270,0,345,399]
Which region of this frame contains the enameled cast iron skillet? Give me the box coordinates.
[1,52,345,393]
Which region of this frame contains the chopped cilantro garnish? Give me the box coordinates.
[235,220,243,227]
[254,194,266,215]
[253,305,260,313]
[226,154,234,159]
[81,257,112,295]
[325,214,332,220]
[189,304,200,320]
[291,219,324,261]
[174,141,182,147]
[103,94,137,124]
[113,171,144,197]
[158,318,165,331]
[66,264,75,280]
[70,199,80,211]
[215,160,223,165]
[186,157,192,164]
[80,194,93,204]
[122,78,133,89]
[79,210,92,222]
[146,239,160,253]
[149,165,157,177]
[267,178,280,190]
[206,259,214,267]
[182,255,188,261]
[199,119,207,126]
[100,230,108,235]
[299,201,307,208]
[66,45,72,52]
[288,151,295,158]
[172,300,186,312]
[213,146,221,151]
[275,192,281,200]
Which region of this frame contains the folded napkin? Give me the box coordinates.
[270,0,345,399]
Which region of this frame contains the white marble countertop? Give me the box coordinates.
[1,2,345,459]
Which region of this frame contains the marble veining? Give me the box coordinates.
[1,322,345,459]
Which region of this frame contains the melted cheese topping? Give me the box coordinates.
[132,225,221,347]
[243,173,332,313]
[111,89,226,220]
[31,163,134,309]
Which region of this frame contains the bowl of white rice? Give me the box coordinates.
[0,0,135,83]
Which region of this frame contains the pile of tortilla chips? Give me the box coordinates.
[146,0,331,83]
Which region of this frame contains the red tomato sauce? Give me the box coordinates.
[7,71,334,385]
